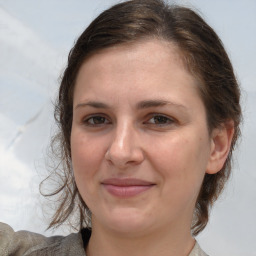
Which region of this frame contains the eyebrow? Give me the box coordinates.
[75,101,110,109]
[75,99,187,110]
[136,100,187,110]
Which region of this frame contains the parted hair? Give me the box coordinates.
[42,0,241,235]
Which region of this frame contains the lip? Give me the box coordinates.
[101,178,155,198]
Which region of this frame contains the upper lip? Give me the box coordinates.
[101,178,155,186]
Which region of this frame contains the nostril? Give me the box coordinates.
[104,145,144,168]
[105,149,112,161]
[104,126,144,167]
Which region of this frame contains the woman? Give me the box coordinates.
[0,0,241,255]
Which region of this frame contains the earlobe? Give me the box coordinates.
[206,121,235,174]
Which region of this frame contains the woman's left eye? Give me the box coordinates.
[146,115,175,126]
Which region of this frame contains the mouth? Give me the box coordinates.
[101,178,155,198]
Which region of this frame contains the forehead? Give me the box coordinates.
[81,39,185,74]
[73,39,203,110]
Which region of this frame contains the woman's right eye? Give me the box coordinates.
[83,115,110,126]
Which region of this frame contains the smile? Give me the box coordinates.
[101,178,155,198]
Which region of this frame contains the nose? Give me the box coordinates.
[105,121,144,168]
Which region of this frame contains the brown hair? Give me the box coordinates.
[42,0,241,235]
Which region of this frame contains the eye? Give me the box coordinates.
[146,114,175,126]
[83,115,110,126]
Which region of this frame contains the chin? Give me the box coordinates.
[110,220,151,236]
[95,208,154,235]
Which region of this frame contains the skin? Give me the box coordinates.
[71,40,233,256]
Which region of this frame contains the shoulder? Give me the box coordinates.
[0,222,86,256]
[189,241,209,256]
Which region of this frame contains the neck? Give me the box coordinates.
[86,220,195,256]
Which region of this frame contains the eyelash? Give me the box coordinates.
[83,114,111,126]
[82,113,175,127]
[145,114,175,126]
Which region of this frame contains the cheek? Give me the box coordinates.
[152,137,208,217]
[149,133,210,192]
[70,131,106,193]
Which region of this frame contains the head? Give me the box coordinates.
[47,0,241,236]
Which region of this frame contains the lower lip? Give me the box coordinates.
[102,184,154,198]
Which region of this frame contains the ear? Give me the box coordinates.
[206,121,235,174]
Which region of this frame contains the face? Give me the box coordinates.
[71,40,214,236]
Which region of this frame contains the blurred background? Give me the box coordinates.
[0,0,255,255]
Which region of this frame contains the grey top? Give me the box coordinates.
[0,222,208,256]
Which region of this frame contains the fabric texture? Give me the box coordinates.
[0,222,208,256]
[0,222,85,256]
[189,242,208,256]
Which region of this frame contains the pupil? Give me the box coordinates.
[154,116,167,124]
[93,117,105,124]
